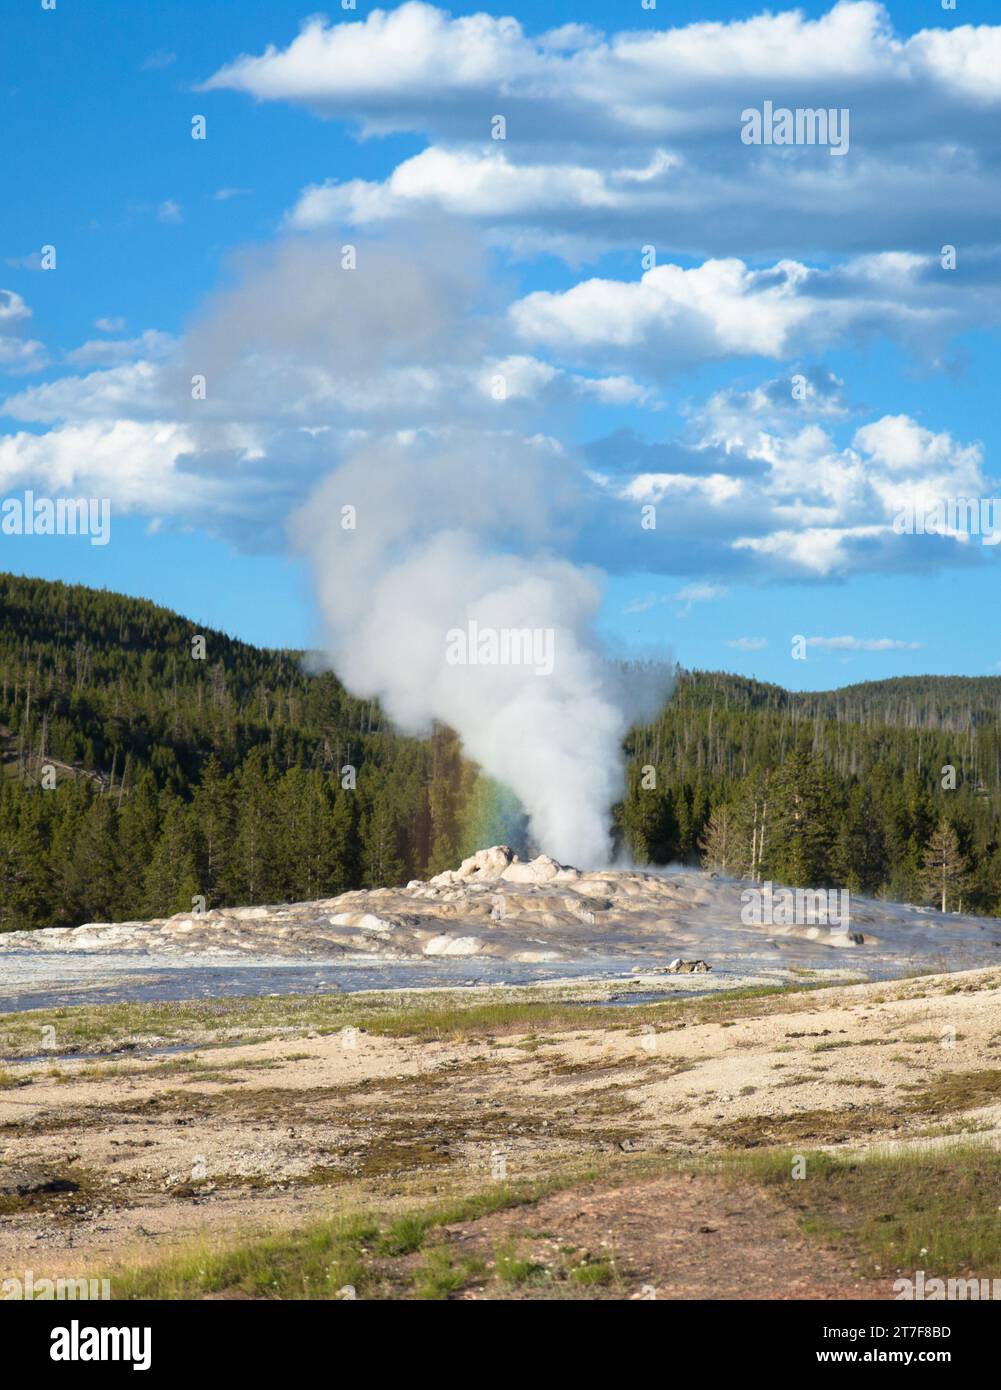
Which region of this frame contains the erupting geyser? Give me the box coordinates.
[292,432,639,867]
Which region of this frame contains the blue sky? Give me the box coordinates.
[1,0,999,691]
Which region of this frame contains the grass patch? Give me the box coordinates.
[113,1164,607,1300]
[569,1257,615,1287]
[494,1238,545,1286]
[378,1214,430,1257]
[903,1069,1001,1115]
[0,981,824,1060]
[115,1214,379,1301]
[709,1069,1001,1147]
[719,1144,1001,1278]
[412,1247,482,1300]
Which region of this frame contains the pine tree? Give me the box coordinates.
[56,792,120,923]
[619,768,677,864]
[920,820,970,913]
[834,784,888,894]
[362,794,405,888]
[275,768,338,901]
[425,724,465,876]
[698,803,735,874]
[329,788,361,894]
[724,776,771,879]
[115,771,160,918]
[227,750,277,903]
[765,749,839,885]
[191,755,234,905]
[0,789,50,930]
[143,799,201,917]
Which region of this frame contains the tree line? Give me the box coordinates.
[1,573,1000,930]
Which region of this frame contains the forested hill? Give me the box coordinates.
[2,571,1000,930]
[0,571,382,789]
[674,668,1001,730]
[805,676,1001,728]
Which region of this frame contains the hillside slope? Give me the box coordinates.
[1,572,1000,931]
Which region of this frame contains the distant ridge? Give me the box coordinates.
[2,572,1000,933]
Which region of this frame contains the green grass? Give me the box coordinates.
[719,1143,1001,1278]
[115,1214,380,1301]
[96,1139,1001,1299]
[903,1069,1001,1114]
[494,1239,545,1286]
[569,1257,615,1286]
[412,1247,482,1300]
[377,1214,429,1257]
[113,1165,605,1300]
[709,1068,1001,1147]
[0,980,826,1060]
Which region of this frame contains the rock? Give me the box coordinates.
[501,854,567,884]
[0,1168,79,1197]
[665,958,712,974]
[426,869,462,886]
[423,934,483,957]
[460,845,516,879]
[569,895,613,914]
[430,846,515,885]
[328,912,393,935]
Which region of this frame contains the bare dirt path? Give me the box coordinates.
[444,1170,889,1299]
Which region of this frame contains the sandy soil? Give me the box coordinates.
[2,965,1000,1285]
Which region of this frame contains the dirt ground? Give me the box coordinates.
[2,966,1000,1288]
[437,1169,890,1299]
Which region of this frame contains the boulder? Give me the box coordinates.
[429,845,515,885]
[0,1168,79,1197]
[501,854,566,885]
[422,934,483,956]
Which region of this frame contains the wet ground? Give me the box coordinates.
[2,863,999,1012]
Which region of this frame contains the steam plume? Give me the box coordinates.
[292,431,634,866]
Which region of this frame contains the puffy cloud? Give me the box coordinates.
[582,395,997,581]
[0,288,47,373]
[513,258,813,360]
[3,361,168,424]
[66,330,176,368]
[201,4,541,113]
[0,290,31,325]
[0,419,200,513]
[474,355,654,407]
[511,253,997,372]
[696,369,849,439]
[0,339,46,371]
[287,147,681,230]
[204,3,1001,256]
[203,3,1001,122]
[0,227,994,587]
